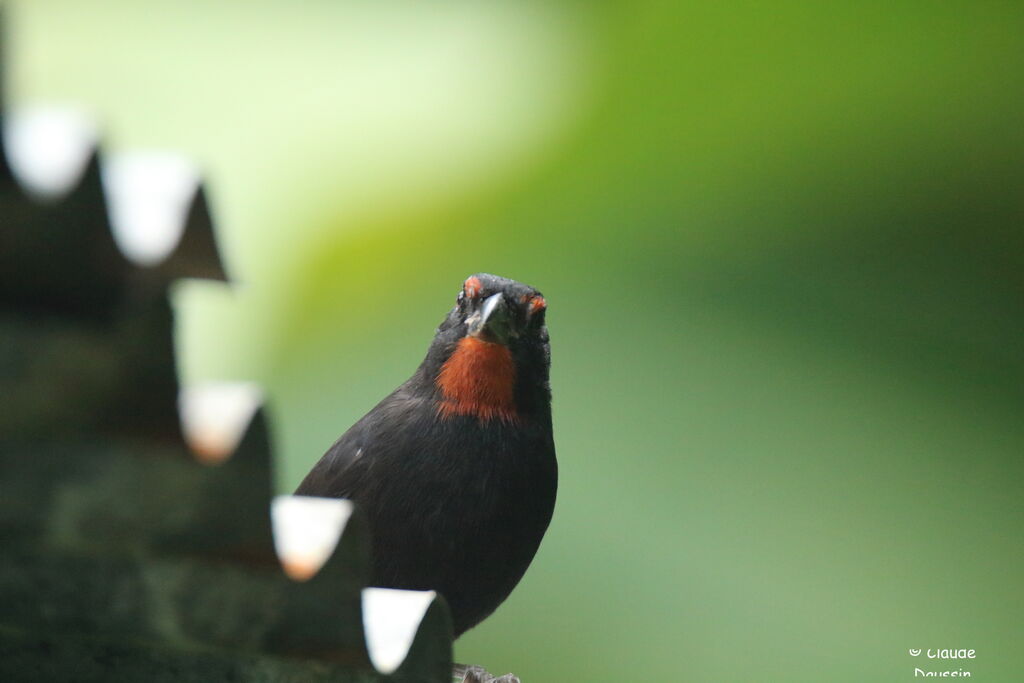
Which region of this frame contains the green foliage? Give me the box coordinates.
[14,1,1024,680]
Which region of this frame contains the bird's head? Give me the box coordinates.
[420,273,551,423]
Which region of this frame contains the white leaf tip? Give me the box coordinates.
[102,151,201,265]
[362,587,437,674]
[272,495,354,581]
[178,381,262,463]
[3,104,98,199]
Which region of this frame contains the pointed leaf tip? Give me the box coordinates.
[102,151,201,266]
[3,104,98,199]
[178,381,263,463]
[272,495,354,581]
[362,587,437,675]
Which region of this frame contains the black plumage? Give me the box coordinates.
[296,273,557,637]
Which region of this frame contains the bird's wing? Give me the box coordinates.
[293,387,421,499]
[294,417,373,498]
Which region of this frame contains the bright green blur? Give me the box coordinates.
[13,1,1023,680]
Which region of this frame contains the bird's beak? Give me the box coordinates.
[467,292,512,344]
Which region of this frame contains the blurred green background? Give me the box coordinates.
[11,1,1023,680]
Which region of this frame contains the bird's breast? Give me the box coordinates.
[435,336,518,423]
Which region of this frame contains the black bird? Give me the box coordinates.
[296,273,557,638]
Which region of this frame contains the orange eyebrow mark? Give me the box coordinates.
[437,336,518,423]
[464,276,483,298]
[529,296,546,314]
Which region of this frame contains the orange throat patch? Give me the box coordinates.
[437,336,518,423]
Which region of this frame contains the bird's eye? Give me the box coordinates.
[463,276,483,299]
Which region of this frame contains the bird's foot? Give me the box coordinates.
[453,663,521,683]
